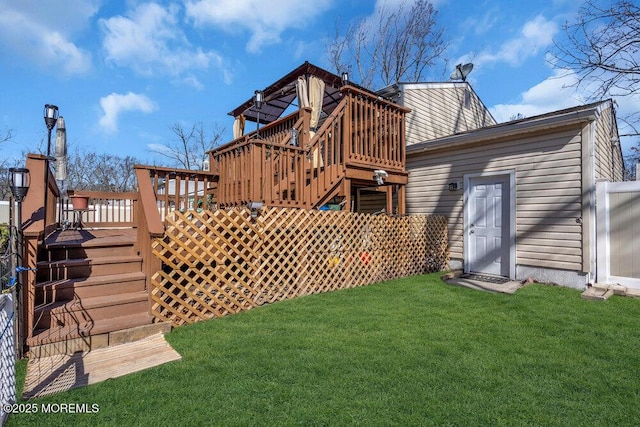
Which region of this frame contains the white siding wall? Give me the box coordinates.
[406,127,585,272]
[402,84,496,146]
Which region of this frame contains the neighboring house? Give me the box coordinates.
[404,99,624,289]
[377,81,496,145]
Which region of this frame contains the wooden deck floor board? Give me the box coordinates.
[45,228,137,248]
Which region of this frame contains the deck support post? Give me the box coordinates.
[343,179,352,212]
[398,185,406,215]
[386,186,393,215]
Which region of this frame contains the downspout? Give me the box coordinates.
[588,119,597,283]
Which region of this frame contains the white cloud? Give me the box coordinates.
[0,0,96,75]
[185,0,334,52]
[489,68,585,122]
[99,92,157,133]
[100,3,228,83]
[475,15,558,68]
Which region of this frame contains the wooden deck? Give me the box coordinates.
[45,228,138,248]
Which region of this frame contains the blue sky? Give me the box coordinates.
[0,0,636,166]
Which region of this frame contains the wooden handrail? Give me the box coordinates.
[340,84,411,113]
[134,167,167,236]
[211,109,308,156]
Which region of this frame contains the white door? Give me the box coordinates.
[467,175,510,277]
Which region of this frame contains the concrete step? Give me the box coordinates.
[35,271,146,304]
[27,313,167,355]
[34,291,148,330]
[581,286,615,301]
[37,255,142,281]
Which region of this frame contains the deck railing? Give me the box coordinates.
[134,165,218,222]
[64,190,137,228]
[213,109,311,208]
[133,165,218,288]
[211,85,408,209]
[344,85,406,171]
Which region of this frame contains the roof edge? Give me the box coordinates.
[407,101,609,155]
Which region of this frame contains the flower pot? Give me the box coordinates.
[70,195,89,210]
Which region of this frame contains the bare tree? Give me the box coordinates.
[0,129,16,201]
[552,0,640,179]
[65,149,139,192]
[551,1,640,132]
[0,128,12,145]
[326,0,448,90]
[150,122,225,170]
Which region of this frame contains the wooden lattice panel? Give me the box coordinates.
[150,207,448,325]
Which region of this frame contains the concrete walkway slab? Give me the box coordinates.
[442,272,523,294]
[23,333,181,398]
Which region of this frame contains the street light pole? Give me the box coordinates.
[43,104,59,232]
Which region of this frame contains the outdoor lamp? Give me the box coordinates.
[254,90,264,137]
[254,90,264,110]
[43,103,59,160]
[248,201,264,219]
[342,72,349,85]
[9,168,30,201]
[44,104,59,131]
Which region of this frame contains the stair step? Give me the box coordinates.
[35,271,146,303]
[45,230,136,249]
[34,291,148,330]
[27,311,158,350]
[44,230,137,261]
[581,287,615,301]
[37,255,142,281]
[45,242,136,261]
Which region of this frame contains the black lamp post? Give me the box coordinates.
[43,104,59,229]
[341,72,349,86]
[44,104,59,158]
[254,90,263,137]
[9,167,30,358]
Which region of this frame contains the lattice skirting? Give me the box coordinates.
[151,207,449,325]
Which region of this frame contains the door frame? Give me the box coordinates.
[463,170,516,279]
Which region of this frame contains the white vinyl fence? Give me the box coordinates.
[0,293,15,425]
[596,181,640,289]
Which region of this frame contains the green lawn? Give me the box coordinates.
[8,273,640,426]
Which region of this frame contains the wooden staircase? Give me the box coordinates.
[27,228,158,355]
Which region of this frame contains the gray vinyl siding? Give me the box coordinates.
[358,192,386,214]
[594,104,624,181]
[401,84,496,146]
[357,190,399,214]
[406,127,584,272]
